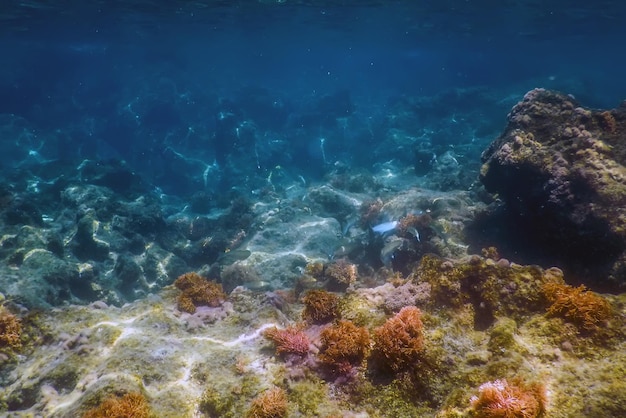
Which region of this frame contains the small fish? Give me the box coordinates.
[332,238,361,259]
[380,238,407,266]
[406,227,420,242]
[429,223,449,245]
[297,275,323,291]
[217,249,251,265]
[372,221,398,234]
[342,216,359,237]
[244,280,271,291]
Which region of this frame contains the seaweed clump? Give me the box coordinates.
[246,387,288,418]
[174,272,226,313]
[263,326,310,357]
[469,379,546,418]
[82,392,150,418]
[318,320,370,376]
[0,307,22,351]
[541,282,612,332]
[302,289,340,324]
[371,306,425,374]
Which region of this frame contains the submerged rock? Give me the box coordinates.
[480,88,626,287]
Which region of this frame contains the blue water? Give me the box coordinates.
[2,0,625,197]
[0,1,625,284]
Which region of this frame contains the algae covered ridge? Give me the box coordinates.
[1,251,625,417]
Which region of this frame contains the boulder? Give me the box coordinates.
[480,88,626,287]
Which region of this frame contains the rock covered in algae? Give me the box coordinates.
[414,253,562,328]
[480,88,626,286]
[0,253,624,418]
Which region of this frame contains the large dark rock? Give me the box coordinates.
[479,88,626,288]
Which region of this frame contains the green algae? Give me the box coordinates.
[198,375,263,418]
[340,292,386,328]
[199,384,237,418]
[587,380,626,417]
[287,377,336,416]
[347,376,437,417]
[487,317,519,355]
[415,254,563,329]
[194,356,265,417]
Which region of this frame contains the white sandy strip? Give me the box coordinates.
[189,322,277,347]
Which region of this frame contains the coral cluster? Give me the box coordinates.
[318,320,370,375]
[263,326,310,357]
[301,289,340,323]
[0,307,21,351]
[372,306,424,373]
[246,387,288,418]
[469,379,546,418]
[82,392,150,418]
[541,282,612,331]
[173,272,226,313]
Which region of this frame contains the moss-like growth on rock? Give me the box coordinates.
[487,317,518,355]
[414,254,560,329]
[287,378,336,416]
[586,380,626,417]
[199,386,236,418]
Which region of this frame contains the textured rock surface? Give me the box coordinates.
[480,88,626,287]
[2,256,624,417]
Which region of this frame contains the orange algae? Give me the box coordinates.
[263,326,310,357]
[174,272,226,313]
[0,307,22,350]
[372,306,425,373]
[246,387,288,418]
[82,392,150,418]
[470,379,547,418]
[541,282,612,331]
[318,320,370,375]
[302,289,340,323]
[597,110,617,134]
